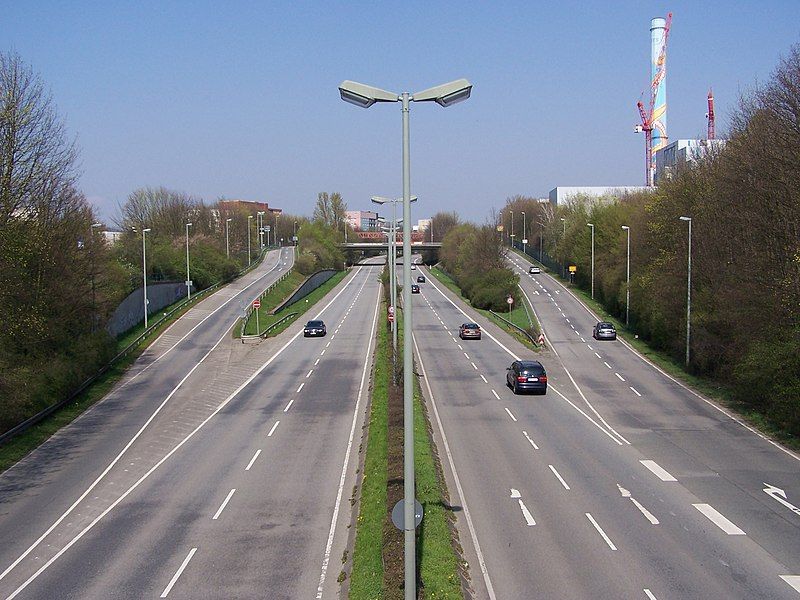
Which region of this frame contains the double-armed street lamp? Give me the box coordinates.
[621,225,630,326]
[339,77,471,600]
[679,216,692,367]
[587,223,595,299]
[186,222,192,300]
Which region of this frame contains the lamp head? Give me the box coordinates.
[413,79,472,107]
[679,216,691,222]
[339,80,398,108]
[621,225,629,231]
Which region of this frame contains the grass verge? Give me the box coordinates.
[428,266,541,352]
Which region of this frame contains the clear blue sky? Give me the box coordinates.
[3,1,797,224]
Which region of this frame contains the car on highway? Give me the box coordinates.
[417,275,426,283]
[303,320,327,337]
[592,321,617,340]
[506,360,548,394]
[411,284,420,294]
[459,323,481,340]
[411,264,417,270]
[529,266,541,274]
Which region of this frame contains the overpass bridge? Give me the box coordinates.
[341,242,441,250]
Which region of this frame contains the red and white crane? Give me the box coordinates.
[706,88,715,140]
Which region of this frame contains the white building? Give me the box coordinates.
[548,186,650,206]
[655,139,726,184]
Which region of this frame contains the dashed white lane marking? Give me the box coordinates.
[640,460,677,482]
[574,330,581,336]
[212,489,236,520]
[780,576,800,593]
[331,334,336,339]
[604,362,612,369]
[283,398,294,412]
[471,362,478,370]
[630,386,642,397]
[306,369,314,378]
[570,324,575,329]
[326,341,331,348]
[320,349,326,356]
[587,344,593,350]
[464,352,470,359]
[296,383,305,393]
[160,548,197,597]
[565,318,570,323]
[523,430,539,449]
[245,449,261,471]
[549,465,570,490]
[595,352,602,359]
[314,358,320,366]
[644,590,658,600]
[615,372,625,382]
[267,421,280,437]
[586,513,617,550]
[491,389,501,400]
[693,503,746,535]
[504,407,518,422]
[480,374,488,383]
[458,344,463,350]
[580,337,586,343]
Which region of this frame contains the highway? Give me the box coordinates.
[412,254,800,599]
[0,251,382,599]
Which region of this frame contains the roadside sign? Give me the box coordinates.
[506,296,514,305]
[569,265,577,273]
[388,313,394,323]
[522,238,528,244]
[265,225,271,232]
[253,299,261,309]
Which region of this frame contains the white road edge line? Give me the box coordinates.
[413,333,497,600]
[640,459,677,482]
[212,489,236,520]
[693,503,746,535]
[315,276,381,599]
[160,547,197,598]
[586,512,617,550]
[549,465,570,490]
[245,449,261,471]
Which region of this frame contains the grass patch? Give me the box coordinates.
[428,266,541,352]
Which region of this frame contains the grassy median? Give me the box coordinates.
[348,281,463,599]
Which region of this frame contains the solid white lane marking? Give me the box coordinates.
[693,503,746,535]
[316,277,381,599]
[480,374,488,384]
[283,398,294,412]
[640,460,677,482]
[618,484,659,524]
[586,513,617,550]
[644,590,658,600]
[491,389,501,400]
[160,548,197,597]
[471,362,478,370]
[780,576,800,593]
[519,499,536,526]
[549,465,570,490]
[314,358,320,366]
[212,489,236,520]
[268,421,280,437]
[523,430,539,449]
[615,372,625,381]
[630,386,642,397]
[245,449,261,471]
[504,407,518,422]
[296,383,305,393]
[306,369,313,378]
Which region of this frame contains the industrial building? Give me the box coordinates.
[654,139,726,184]
[548,186,650,206]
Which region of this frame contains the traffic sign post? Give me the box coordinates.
[253,299,261,335]
[507,294,514,314]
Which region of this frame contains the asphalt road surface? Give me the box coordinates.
[0,251,383,599]
[412,255,800,599]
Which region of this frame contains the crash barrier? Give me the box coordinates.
[489,310,538,346]
[240,269,293,330]
[240,312,298,343]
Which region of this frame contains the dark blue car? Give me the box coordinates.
[506,360,548,395]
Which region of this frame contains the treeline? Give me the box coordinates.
[294,192,350,274]
[514,46,800,435]
[439,215,519,311]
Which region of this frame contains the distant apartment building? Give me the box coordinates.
[102,230,124,244]
[345,210,379,231]
[218,199,282,215]
[654,139,726,185]
[548,186,650,206]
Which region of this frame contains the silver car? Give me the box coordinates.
[592,321,617,340]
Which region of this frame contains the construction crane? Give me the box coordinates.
[706,88,715,140]
[635,13,672,186]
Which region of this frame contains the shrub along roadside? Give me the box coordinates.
[348,270,463,599]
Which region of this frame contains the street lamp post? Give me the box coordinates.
[225,217,232,258]
[560,217,566,278]
[293,221,298,245]
[90,222,102,330]
[135,227,152,328]
[587,223,595,299]
[522,211,527,255]
[247,215,253,266]
[257,211,265,249]
[341,77,471,600]
[538,221,544,263]
[510,210,514,248]
[186,222,192,300]
[679,216,692,367]
[621,225,630,326]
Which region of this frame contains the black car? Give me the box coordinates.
[506,360,548,395]
[417,275,426,283]
[411,284,420,294]
[304,320,327,337]
[592,321,617,340]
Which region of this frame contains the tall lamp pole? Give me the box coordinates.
[247,215,253,266]
[257,211,265,249]
[134,227,152,328]
[340,77,472,600]
[560,217,566,278]
[621,225,630,326]
[225,217,232,258]
[587,223,595,299]
[538,220,544,263]
[679,216,692,367]
[90,222,102,330]
[293,220,298,245]
[185,222,192,299]
[522,211,527,255]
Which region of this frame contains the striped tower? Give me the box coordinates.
[650,17,668,182]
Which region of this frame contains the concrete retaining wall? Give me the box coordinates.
[274,269,338,313]
[107,282,189,337]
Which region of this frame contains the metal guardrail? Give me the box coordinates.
[240,268,293,330]
[241,311,299,343]
[489,310,538,346]
[0,248,271,446]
